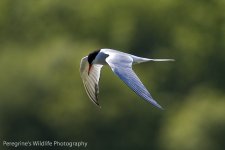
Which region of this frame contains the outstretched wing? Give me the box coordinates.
[105,54,163,109]
[80,56,103,107]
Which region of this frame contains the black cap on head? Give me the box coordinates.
[87,50,100,64]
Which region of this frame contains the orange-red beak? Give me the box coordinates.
[88,64,92,75]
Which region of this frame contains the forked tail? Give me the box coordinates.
[132,56,175,64]
[150,59,175,61]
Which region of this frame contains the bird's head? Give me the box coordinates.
[87,50,100,75]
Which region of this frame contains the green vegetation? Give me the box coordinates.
[0,0,224,149]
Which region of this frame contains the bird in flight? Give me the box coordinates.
[80,49,174,109]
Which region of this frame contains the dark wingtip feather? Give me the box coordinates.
[94,101,101,108]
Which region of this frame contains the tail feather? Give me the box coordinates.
[132,55,175,64]
[150,59,175,61]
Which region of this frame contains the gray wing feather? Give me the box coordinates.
[80,56,103,107]
[106,54,163,109]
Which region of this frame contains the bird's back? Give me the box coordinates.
[101,48,150,64]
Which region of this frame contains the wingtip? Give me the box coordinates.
[150,100,164,110]
[157,105,164,110]
[94,101,102,109]
[96,104,102,109]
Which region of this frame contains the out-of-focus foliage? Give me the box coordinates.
[0,0,224,150]
[160,87,225,150]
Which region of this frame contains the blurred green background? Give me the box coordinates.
[0,0,225,149]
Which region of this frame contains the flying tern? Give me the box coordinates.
[80,48,174,109]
